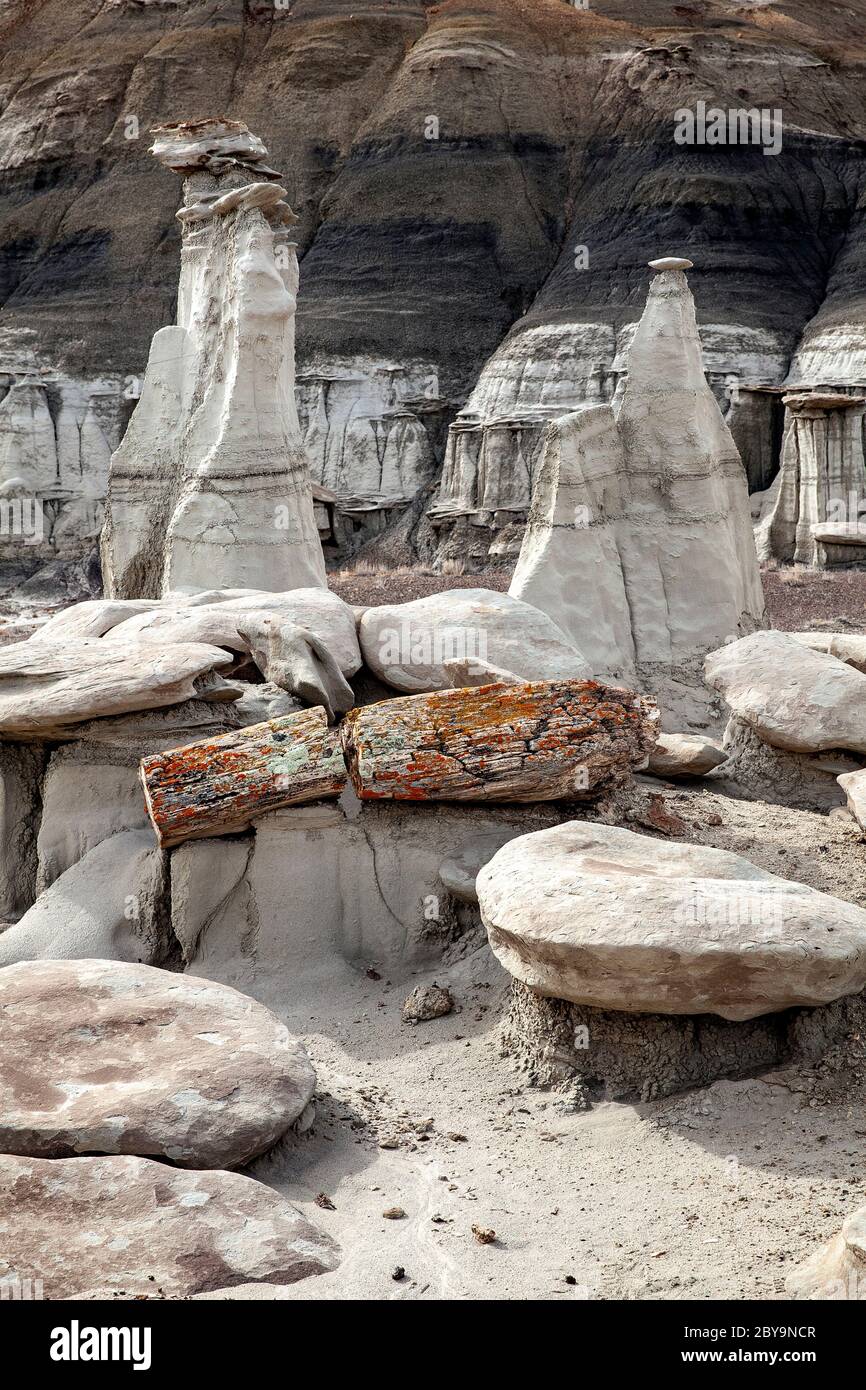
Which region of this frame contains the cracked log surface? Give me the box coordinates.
[140,707,347,848]
[139,678,657,845]
[341,680,658,802]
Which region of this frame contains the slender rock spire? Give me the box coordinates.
[102,119,326,597]
[511,258,767,729]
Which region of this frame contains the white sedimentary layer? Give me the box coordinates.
[431,323,619,523]
[509,265,766,728]
[102,120,326,598]
[786,323,866,390]
[0,334,118,555]
[431,311,789,525]
[754,393,866,567]
[461,323,619,420]
[691,323,791,389]
[296,356,439,504]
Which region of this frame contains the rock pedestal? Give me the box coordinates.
[500,979,866,1104]
[478,821,866,1021]
[101,119,326,598]
[705,629,866,756]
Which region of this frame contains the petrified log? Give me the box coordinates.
[140,679,656,846]
[140,707,347,847]
[341,679,657,802]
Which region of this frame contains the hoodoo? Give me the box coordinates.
[510,260,767,728]
[101,119,326,599]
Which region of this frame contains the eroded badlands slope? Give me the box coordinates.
[1,0,865,553]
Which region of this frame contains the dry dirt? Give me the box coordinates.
[200,780,866,1302]
[330,566,866,636]
[2,563,863,646]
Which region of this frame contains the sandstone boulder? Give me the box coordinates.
[444,656,520,688]
[787,1207,866,1300]
[358,588,591,693]
[477,821,866,1021]
[34,598,166,640]
[0,1153,337,1299]
[0,635,236,739]
[838,769,866,832]
[647,732,726,778]
[237,615,355,722]
[705,630,866,755]
[33,592,266,642]
[789,632,866,674]
[103,587,362,679]
[0,959,314,1167]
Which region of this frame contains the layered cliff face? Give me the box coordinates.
[1,0,865,576]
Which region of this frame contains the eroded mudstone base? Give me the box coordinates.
[719,716,856,812]
[501,980,866,1103]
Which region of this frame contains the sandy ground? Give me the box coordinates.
[197,781,866,1302]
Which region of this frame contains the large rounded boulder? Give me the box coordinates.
[477,821,866,1021]
[0,1154,338,1299]
[359,588,592,692]
[0,960,315,1167]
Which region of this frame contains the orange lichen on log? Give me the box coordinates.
[139,679,658,847]
[140,706,347,847]
[341,679,658,803]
